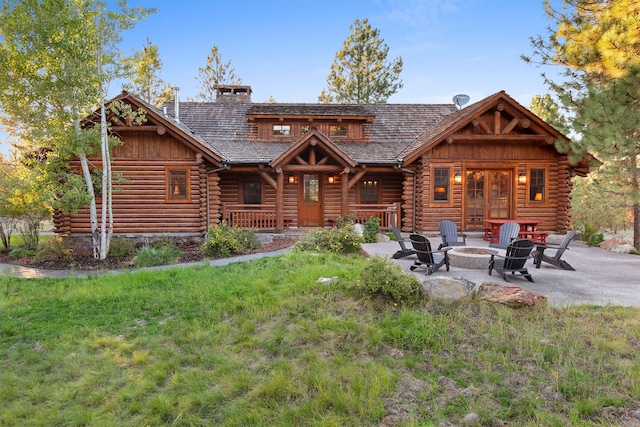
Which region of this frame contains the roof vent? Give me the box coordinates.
[215,85,252,103]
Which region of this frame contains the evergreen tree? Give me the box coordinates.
[193,45,242,101]
[319,18,403,104]
[123,38,172,107]
[524,0,640,249]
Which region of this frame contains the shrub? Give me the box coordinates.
[33,237,72,263]
[587,232,604,247]
[133,244,183,267]
[200,221,260,257]
[356,256,421,306]
[363,217,380,243]
[9,247,36,258]
[109,237,137,257]
[293,225,363,254]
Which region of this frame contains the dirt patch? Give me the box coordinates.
[0,237,297,271]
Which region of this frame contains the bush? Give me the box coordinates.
[200,221,260,257]
[363,217,380,243]
[109,237,137,257]
[33,236,71,263]
[9,247,36,258]
[133,244,183,267]
[356,256,421,306]
[587,232,604,247]
[293,225,363,254]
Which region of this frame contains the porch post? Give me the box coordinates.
[275,170,284,233]
[341,170,349,216]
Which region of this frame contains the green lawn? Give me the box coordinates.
[1,251,639,426]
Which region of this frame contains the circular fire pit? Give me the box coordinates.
[448,246,500,269]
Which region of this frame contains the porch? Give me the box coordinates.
[222,202,401,231]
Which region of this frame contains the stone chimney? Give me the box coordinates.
[214,85,252,103]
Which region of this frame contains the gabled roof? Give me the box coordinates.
[271,128,357,169]
[400,91,570,165]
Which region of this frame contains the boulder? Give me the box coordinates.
[600,237,628,250]
[420,277,476,304]
[609,244,635,254]
[477,283,547,308]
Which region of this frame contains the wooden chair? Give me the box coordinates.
[438,219,467,249]
[390,224,416,259]
[488,239,535,282]
[532,230,576,270]
[408,234,451,275]
[489,222,521,249]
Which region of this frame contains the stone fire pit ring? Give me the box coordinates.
[447,246,504,269]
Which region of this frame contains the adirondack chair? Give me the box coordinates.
[488,239,535,282]
[390,224,416,259]
[408,234,451,275]
[532,230,576,270]
[489,222,521,249]
[438,219,467,249]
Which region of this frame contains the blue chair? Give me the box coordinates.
[488,239,535,282]
[489,222,521,249]
[438,220,467,249]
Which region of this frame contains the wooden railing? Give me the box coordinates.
[222,204,277,229]
[347,203,400,230]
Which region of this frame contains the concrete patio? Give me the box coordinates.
[363,232,640,307]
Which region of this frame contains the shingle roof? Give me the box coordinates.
[164,102,457,164]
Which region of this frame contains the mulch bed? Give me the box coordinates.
[0,237,297,271]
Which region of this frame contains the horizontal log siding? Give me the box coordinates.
[324,183,343,226]
[421,141,567,232]
[66,159,202,234]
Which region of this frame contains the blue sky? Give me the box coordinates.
[1,0,561,156]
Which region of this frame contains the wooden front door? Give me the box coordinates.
[465,170,512,230]
[298,173,323,226]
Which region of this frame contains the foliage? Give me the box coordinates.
[319,18,403,104]
[524,0,640,250]
[2,253,640,425]
[33,236,72,263]
[571,173,632,233]
[122,38,173,107]
[133,243,183,267]
[8,247,35,258]
[363,216,380,243]
[200,221,260,257]
[193,45,242,101]
[587,232,605,247]
[529,93,569,135]
[108,237,137,257]
[293,225,363,254]
[355,255,420,306]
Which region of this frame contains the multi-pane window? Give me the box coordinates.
[360,180,379,204]
[242,180,262,204]
[168,169,188,200]
[330,125,347,137]
[529,169,545,202]
[433,168,450,202]
[272,124,291,136]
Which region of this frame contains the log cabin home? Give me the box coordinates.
[54,85,593,246]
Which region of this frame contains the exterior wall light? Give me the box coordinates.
[288,175,297,184]
[453,171,462,184]
[518,172,527,184]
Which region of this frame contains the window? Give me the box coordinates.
[529,169,546,202]
[242,180,262,204]
[433,168,450,202]
[166,168,190,201]
[330,125,347,137]
[272,124,290,136]
[360,180,379,204]
[301,125,312,135]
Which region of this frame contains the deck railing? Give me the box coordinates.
[222,204,277,229]
[221,202,401,231]
[347,203,400,230]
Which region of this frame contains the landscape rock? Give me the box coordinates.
[600,237,628,250]
[420,276,476,304]
[376,233,391,242]
[609,244,635,254]
[315,276,338,285]
[478,283,547,308]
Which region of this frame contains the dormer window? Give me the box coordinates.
[330,125,347,137]
[273,125,291,136]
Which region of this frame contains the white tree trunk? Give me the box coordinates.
[75,118,100,259]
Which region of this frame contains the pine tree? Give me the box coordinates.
[524,0,640,250]
[123,38,173,107]
[193,45,242,102]
[319,18,403,104]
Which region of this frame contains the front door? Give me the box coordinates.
[298,173,323,226]
[465,170,512,230]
